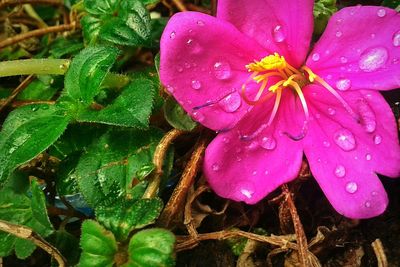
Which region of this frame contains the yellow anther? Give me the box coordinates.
[301,66,317,82]
[246,53,287,72]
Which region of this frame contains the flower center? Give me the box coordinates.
[240,53,360,141]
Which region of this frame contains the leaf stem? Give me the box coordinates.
[0,59,70,77]
[0,219,66,267]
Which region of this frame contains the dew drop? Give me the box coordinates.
[260,135,277,150]
[312,53,320,62]
[223,137,230,144]
[31,106,39,111]
[334,128,356,151]
[192,111,205,122]
[328,107,336,116]
[377,8,386,17]
[345,182,358,194]
[219,92,241,113]
[366,153,372,161]
[191,80,202,90]
[246,141,259,151]
[371,191,378,196]
[334,165,346,178]
[373,134,382,145]
[212,163,220,171]
[176,66,183,73]
[197,20,205,26]
[357,100,376,133]
[235,181,256,200]
[252,170,258,176]
[213,61,232,80]
[393,31,400,47]
[272,25,286,43]
[340,56,348,64]
[323,141,331,147]
[336,78,351,91]
[166,85,175,93]
[336,31,343,37]
[359,47,388,72]
[170,31,176,39]
[186,39,202,53]
[365,201,371,208]
[264,170,269,175]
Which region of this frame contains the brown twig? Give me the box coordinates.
[171,0,187,11]
[157,135,208,228]
[0,22,76,49]
[0,75,34,113]
[372,239,388,267]
[0,0,64,9]
[282,184,311,267]
[9,100,56,108]
[0,219,66,267]
[143,128,185,198]
[175,229,297,252]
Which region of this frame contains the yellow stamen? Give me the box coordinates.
[246,53,287,72]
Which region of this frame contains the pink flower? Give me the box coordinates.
[160,0,400,218]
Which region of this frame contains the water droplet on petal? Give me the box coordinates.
[336,79,351,91]
[312,53,320,62]
[377,8,386,17]
[365,153,372,161]
[197,20,205,26]
[334,165,346,178]
[264,170,269,175]
[260,136,277,150]
[219,92,241,113]
[213,61,232,80]
[272,25,286,43]
[334,128,356,151]
[340,56,348,64]
[186,39,202,53]
[345,182,358,193]
[246,141,259,151]
[371,191,378,196]
[223,137,230,144]
[235,181,255,200]
[323,141,331,147]
[176,66,183,73]
[358,100,376,133]
[336,31,343,37]
[212,163,220,171]
[373,134,382,145]
[166,85,175,93]
[328,107,336,115]
[192,111,205,122]
[365,201,371,208]
[191,80,202,90]
[359,47,388,72]
[393,31,400,47]
[252,170,258,176]
[170,31,176,39]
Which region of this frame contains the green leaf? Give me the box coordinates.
[0,104,71,187]
[163,97,197,131]
[17,75,62,101]
[382,0,400,9]
[313,0,337,35]
[0,179,54,258]
[49,230,80,266]
[62,46,119,105]
[83,0,119,15]
[96,198,163,241]
[82,0,151,46]
[77,77,155,128]
[49,36,84,58]
[123,228,175,267]
[79,220,117,267]
[73,128,164,207]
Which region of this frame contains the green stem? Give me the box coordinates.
[0,59,70,77]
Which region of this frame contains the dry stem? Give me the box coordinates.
[0,219,66,267]
[0,75,34,113]
[157,135,208,228]
[372,239,388,267]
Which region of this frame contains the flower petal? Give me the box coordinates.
[217,0,314,67]
[307,6,400,91]
[204,91,304,204]
[160,12,266,131]
[303,84,400,218]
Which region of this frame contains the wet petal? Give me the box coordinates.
[307,6,400,91]
[217,0,314,67]
[160,12,266,131]
[303,84,400,218]
[204,91,304,204]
